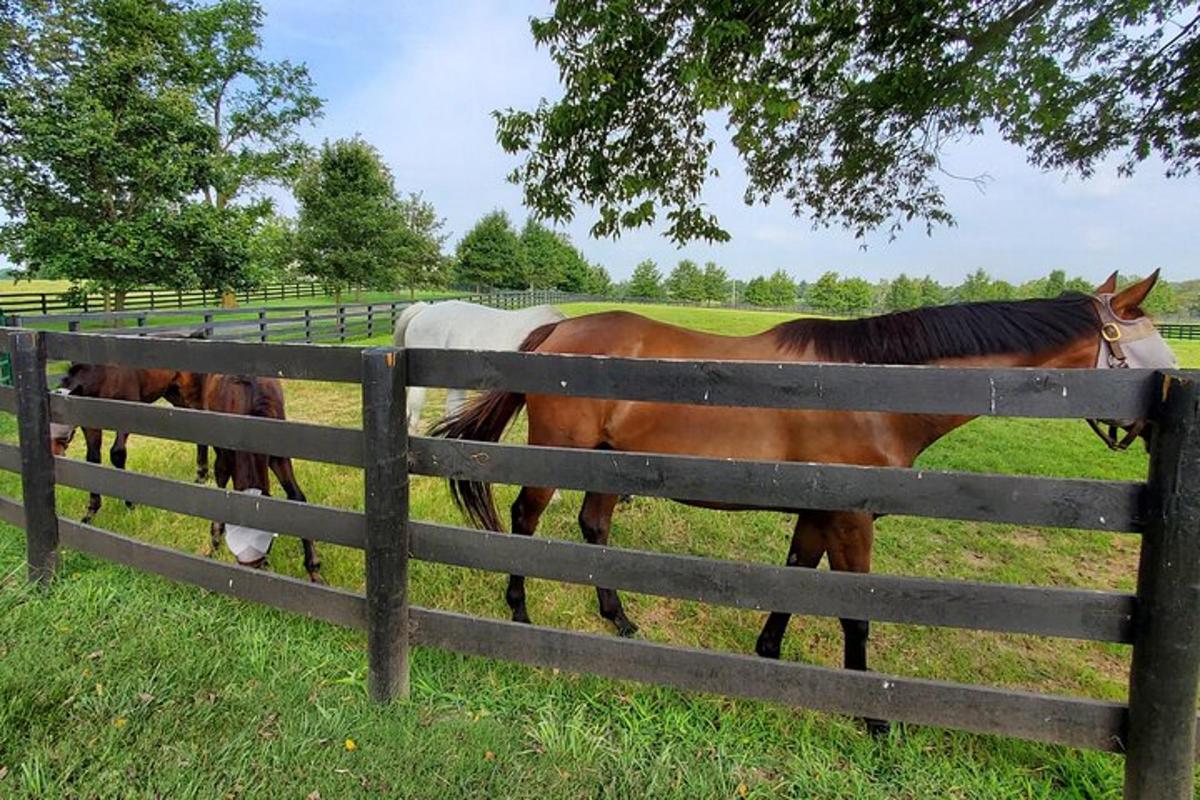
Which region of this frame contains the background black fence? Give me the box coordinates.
[0,330,1197,799]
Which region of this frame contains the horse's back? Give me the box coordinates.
[406,300,566,351]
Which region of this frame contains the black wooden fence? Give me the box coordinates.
[0,328,1196,798]
[3,290,583,343]
[0,282,328,316]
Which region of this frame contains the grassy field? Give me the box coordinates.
[0,303,1197,798]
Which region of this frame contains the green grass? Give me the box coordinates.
[2,304,1198,798]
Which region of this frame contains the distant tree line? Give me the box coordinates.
[605,262,1183,316]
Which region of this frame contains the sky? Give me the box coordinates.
[42,0,1200,287]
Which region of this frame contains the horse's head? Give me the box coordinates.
[1086,270,1178,450]
[48,387,77,456]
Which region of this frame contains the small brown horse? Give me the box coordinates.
[433,272,1175,734]
[52,363,209,520]
[52,365,322,581]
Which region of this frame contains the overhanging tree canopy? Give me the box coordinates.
[496,1,1199,244]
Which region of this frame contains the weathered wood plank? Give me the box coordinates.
[12,330,59,584]
[1125,372,1200,798]
[410,438,1144,532]
[57,518,366,629]
[409,522,1135,642]
[362,348,410,701]
[52,457,365,548]
[0,493,26,528]
[0,441,20,472]
[48,393,364,467]
[408,608,1127,752]
[406,349,1160,419]
[44,331,362,382]
[0,385,15,413]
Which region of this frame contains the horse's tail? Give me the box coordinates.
[429,321,561,531]
[392,301,429,347]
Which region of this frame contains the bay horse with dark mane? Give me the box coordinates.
[52,362,322,581]
[432,272,1176,734]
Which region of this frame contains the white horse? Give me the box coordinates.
[393,300,566,434]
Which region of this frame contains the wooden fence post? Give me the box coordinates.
[203,312,213,339]
[258,309,268,343]
[366,305,374,338]
[10,330,59,585]
[338,306,346,343]
[361,347,409,701]
[1124,371,1200,800]
[304,309,312,343]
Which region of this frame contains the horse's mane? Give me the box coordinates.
[772,293,1101,365]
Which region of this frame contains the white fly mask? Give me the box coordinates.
[48,388,76,451]
[224,488,276,566]
[1088,293,1179,450]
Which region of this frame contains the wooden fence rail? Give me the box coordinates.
[0,328,1197,798]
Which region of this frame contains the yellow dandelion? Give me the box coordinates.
[113,717,128,729]
[343,738,357,752]
[736,783,748,798]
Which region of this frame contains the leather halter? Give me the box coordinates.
[1086,294,1157,451]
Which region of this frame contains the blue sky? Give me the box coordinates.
[206,3,1200,285]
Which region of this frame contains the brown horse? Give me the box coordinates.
[432,272,1175,733]
[51,363,209,521]
[52,365,322,581]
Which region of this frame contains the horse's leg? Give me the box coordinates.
[755,512,827,659]
[208,449,232,557]
[195,444,209,483]
[269,455,322,583]
[406,386,427,435]
[109,431,134,509]
[825,511,889,737]
[506,486,556,624]
[579,492,637,637]
[81,427,103,524]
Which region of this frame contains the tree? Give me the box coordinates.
[918,276,946,307]
[745,269,796,307]
[627,259,665,299]
[521,219,567,289]
[246,214,298,283]
[497,2,1198,244]
[186,0,322,211]
[395,192,449,296]
[885,274,922,311]
[586,263,612,296]
[666,259,705,302]
[0,0,217,308]
[454,210,527,290]
[295,137,405,304]
[806,271,844,312]
[700,261,729,303]
[839,277,874,312]
[956,269,996,303]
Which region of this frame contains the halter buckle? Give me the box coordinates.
[1101,322,1122,342]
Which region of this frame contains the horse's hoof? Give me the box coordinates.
[614,618,639,638]
[511,610,532,625]
[124,500,135,510]
[307,571,326,585]
[865,718,891,738]
[754,634,782,660]
[80,513,95,525]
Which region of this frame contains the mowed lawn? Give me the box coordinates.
[0,302,1197,799]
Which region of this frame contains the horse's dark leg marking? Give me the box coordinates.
[579,491,637,637]
[270,455,322,583]
[825,511,890,738]
[81,427,104,523]
[755,512,826,659]
[110,431,134,509]
[208,449,233,558]
[506,486,556,625]
[195,444,209,483]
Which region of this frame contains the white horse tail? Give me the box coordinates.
[392,301,429,346]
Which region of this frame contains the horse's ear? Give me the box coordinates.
[1096,271,1118,294]
[1112,269,1160,313]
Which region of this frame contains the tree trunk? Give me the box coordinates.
[354,287,362,302]
[334,289,342,307]
[409,285,416,299]
[111,289,126,328]
[221,291,237,308]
